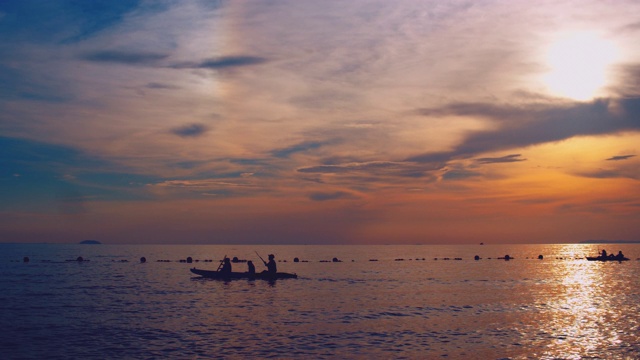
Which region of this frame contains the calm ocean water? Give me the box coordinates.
[1,243,639,359]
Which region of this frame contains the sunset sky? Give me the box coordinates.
[1,0,639,244]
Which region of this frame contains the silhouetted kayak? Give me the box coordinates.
[190,268,298,279]
[586,256,630,262]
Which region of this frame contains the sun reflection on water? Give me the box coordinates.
[541,254,627,359]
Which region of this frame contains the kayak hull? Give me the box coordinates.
[586,256,629,262]
[190,268,298,279]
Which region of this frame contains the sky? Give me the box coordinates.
[1,0,639,244]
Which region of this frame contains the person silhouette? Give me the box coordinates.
[221,257,232,274]
[264,254,277,275]
[247,260,256,274]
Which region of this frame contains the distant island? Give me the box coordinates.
[580,240,640,244]
[79,240,102,245]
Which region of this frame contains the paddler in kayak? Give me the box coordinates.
[221,257,232,275]
[263,254,277,275]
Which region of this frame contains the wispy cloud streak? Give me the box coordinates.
[171,123,209,138]
[171,56,267,69]
[80,50,169,65]
[606,155,636,161]
[477,154,526,164]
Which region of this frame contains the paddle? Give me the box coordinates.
[255,251,267,267]
[217,255,227,271]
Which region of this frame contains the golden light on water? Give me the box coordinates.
[543,31,619,101]
[542,247,626,358]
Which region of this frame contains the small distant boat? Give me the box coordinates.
[190,268,298,280]
[586,256,629,262]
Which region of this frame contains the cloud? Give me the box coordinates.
[169,161,209,170]
[619,21,640,33]
[145,82,179,90]
[575,159,639,179]
[578,170,628,179]
[0,64,71,102]
[60,1,144,43]
[229,158,269,166]
[308,191,357,201]
[170,123,209,138]
[410,97,640,163]
[612,63,640,96]
[148,178,263,198]
[0,1,140,44]
[171,56,267,70]
[442,170,482,180]
[271,141,324,158]
[0,136,156,211]
[298,161,443,179]
[80,50,169,65]
[606,155,636,161]
[153,179,256,189]
[476,154,526,164]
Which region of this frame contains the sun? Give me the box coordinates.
[542,31,619,101]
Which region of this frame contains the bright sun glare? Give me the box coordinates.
[543,32,618,101]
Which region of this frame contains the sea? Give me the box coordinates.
[1,243,639,359]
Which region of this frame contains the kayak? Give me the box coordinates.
[190,268,298,279]
[586,256,630,262]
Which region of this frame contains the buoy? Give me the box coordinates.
[140,257,147,263]
[186,257,193,263]
[293,257,299,263]
[504,255,511,261]
[474,255,480,260]
[23,256,30,263]
[77,256,84,262]
[538,255,543,260]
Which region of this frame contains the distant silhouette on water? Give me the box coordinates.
[247,260,255,275]
[601,249,626,260]
[587,249,629,261]
[221,258,232,275]
[264,254,277,275]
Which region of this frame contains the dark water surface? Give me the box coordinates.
[1,244,639,359]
